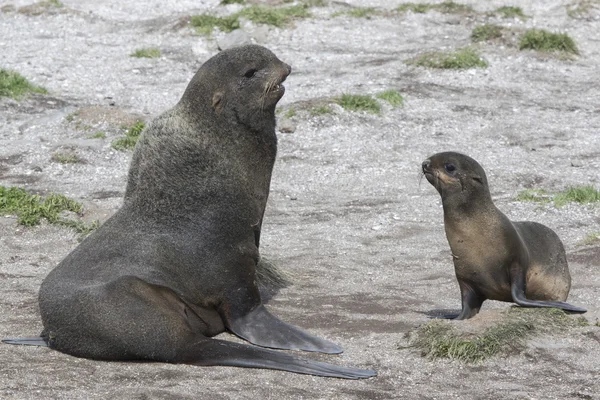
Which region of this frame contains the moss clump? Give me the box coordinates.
[376,90,404,107]
[471,24,503,42]
[409,47,488,69]
[337,94,381,114]
[88,131,106,139]
[410,308,587,362]
[396,3,432,13]
[515,188,551,203]
[396,2,473,14]
[519,29,579,54]
[284,108,297,118]
[310,105,333,116]
[494,6,526,19]
[0,186,97,235]
[190,14,240,35]
[0,69,48,99]
[130,48,161,58]
[236,4,311,27]
[580,232,600,246]
[51,152,84,164]
[111,121,145,151]
[554,185,600,207]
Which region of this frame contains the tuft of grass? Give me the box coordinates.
[580,232,600,246]
[344,7,378,18]
[396,1,473,14]
[310,105,333,116]
[494,6,526,19]
[337,94,381,115]
[220,0,245,4]
[515,188,551,203]
[88,131,106,139]
[396,3,432,13]
[0,69,48,99]
[51,152,83,164]
[409,47,488,69]
[410,308,587,362]
[554,185,600,207]
[376,90,404,107]
[0,186,98,235]
[519,29,579,54]
[471,24,503,42]
[236,4,311,27]
[284,108,297,118]
[130,48,161,58]
[190,14,240,35]
[111,121,145,151]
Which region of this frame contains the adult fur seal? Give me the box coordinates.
[422,151,586,320]
[3,45,375,379]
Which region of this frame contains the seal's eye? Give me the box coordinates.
[244,69,257,78]
[444,163,457,175]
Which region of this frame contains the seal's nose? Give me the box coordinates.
[284,63,292,76]
[422,160,431,173]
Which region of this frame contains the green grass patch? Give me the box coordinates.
[236,4,311,27]
[471,24,503,42]
[519,29,579,54]
[111,121,145,151]
[376,90,404,107]
[554,185,600,207]
[51,152,83,164]
[515,188,551,203]
[336,94,381,114]
[409,308,587,362]
[396,3,432,13]
[409,47,488,69]
[284,108,297,118]
[0,69,48,99]
[340,7,378,18]
[310,105,333,116]
[494,6,526,19]
[0,186,97,235]
[130,48,161,58]
[580,232,600,246]
[396,2,473,14]
[190,14,240,35]
[220,0,245,4]
[88,131,106,139]
[516,186,600,207]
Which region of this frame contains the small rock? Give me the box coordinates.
[278,118,296,134]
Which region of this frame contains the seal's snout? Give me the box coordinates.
[283,63,292,76]
[422,160,432,174]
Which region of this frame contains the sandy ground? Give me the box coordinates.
[1,0,599,398]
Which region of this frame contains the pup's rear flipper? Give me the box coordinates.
[511,286,587,313]
[177,338,376,379]
[228,304,342,354]
[2,337,49,346]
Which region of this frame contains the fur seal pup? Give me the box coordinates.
[3,45,375,379]
[422,151,586,320]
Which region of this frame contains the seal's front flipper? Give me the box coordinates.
[226,305,342,354]
[511,285,587,313]
[177,338,376,379]
[2,337,49,346]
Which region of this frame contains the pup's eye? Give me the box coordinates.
[444,163,456,174]
[244,69,257,78]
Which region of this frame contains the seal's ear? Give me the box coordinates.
[212,91,224,113]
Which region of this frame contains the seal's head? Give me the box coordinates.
[180,44,291,132]
[422,151,491,211]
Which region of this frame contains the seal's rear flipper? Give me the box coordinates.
[511,286,587,314]
[2,337,49,346]
[177,338,376,379]
[227,305,343,354]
